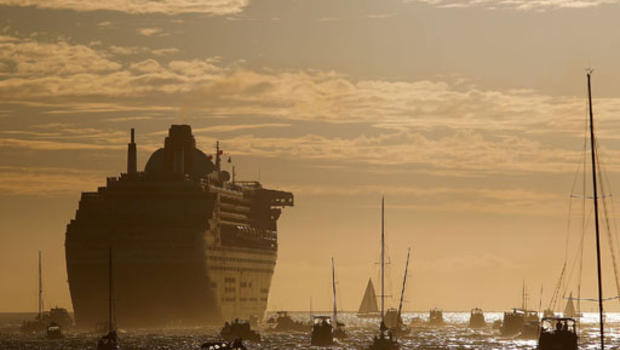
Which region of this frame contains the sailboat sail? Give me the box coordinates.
[358,279,379,314]
[563,292,576,318]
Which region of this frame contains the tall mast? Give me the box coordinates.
[397,248,411,318]
[38,251,43,320]
[587,71,605,350]
[381,196,385,320]
[332,257,337,324]
[108,247,113,333]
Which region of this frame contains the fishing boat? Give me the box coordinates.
[331,258,347,339]
[96,248,120,350]
[366,197,399,350]
[538,71,605,350]
[384,248,410,336]
[538,317,577,350]
[469,308,485,328]
[358,279,380,318]
[310,316,334,346]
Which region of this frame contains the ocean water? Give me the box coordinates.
[1,311,618,350]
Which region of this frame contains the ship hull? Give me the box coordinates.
[66,239,276,328]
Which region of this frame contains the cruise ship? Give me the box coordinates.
[65,125,293,328]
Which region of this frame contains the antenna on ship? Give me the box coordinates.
[586,69,605,350]
[38,250,43,321]
[127,128,137,176]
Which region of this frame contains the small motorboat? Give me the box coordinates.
[429,308,443,325]
[469,308,486,328]
[310,316,334,346]
[537,317,577,350]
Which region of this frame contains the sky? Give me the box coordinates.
[3,0,620,314]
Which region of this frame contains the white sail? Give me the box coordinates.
[564,292,577,318]
[358,279,379,314]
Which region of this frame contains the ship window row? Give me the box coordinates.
[240,282,254,288]
[225,287,236,293]
[239,298,258,302]
[224,277,236,283]
[208,256,275,266]
[260,288,268,293]
[222,297,236,302]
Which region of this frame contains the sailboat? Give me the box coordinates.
[358,279,380,318]
[538,71,604,350]
[384,248,410,335]
[331,257,346,339]
[563,292,580,318]
[366,197,399,350]
[97,248,120,350]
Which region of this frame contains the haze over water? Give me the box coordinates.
[1,312,619,349]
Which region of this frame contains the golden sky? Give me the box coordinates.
[2,0,620,313]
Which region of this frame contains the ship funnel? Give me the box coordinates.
[127,128,137,176]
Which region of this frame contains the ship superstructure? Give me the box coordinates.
[65,125,293,328]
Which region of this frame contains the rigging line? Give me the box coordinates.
[566,295,620,302]
[595,146,620,299]
[548,263,566,311]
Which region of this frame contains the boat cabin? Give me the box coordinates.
[537,317,577,350]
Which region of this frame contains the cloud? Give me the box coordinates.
[0,166,105,195]
[0,0,250,15]
[137,27,166,37]
[407,0,618,11]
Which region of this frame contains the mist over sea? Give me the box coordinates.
[1,312,618,349]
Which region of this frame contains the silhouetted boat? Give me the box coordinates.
[538,71,605,350]
[66,126,294,328]
[537,317,577,350]
[358,279,380,318]
[310,316,334,346]
[96,248,120,350]
[269,311,308,332]
[22,252,73,333]
[331,257,346,339]
[469,308,485,328]
[366,197,399,350]
[220,319,260,342]
[429,308,443,325]
[500,308,538,336]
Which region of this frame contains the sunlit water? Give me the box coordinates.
[1,312,619,349]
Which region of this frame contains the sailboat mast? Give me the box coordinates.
[332,257,337,324]
[397,248,411,318]
[381,196,385,320]
[108,247,113,333]
[38,251,43,319]
[587,71,605,350]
